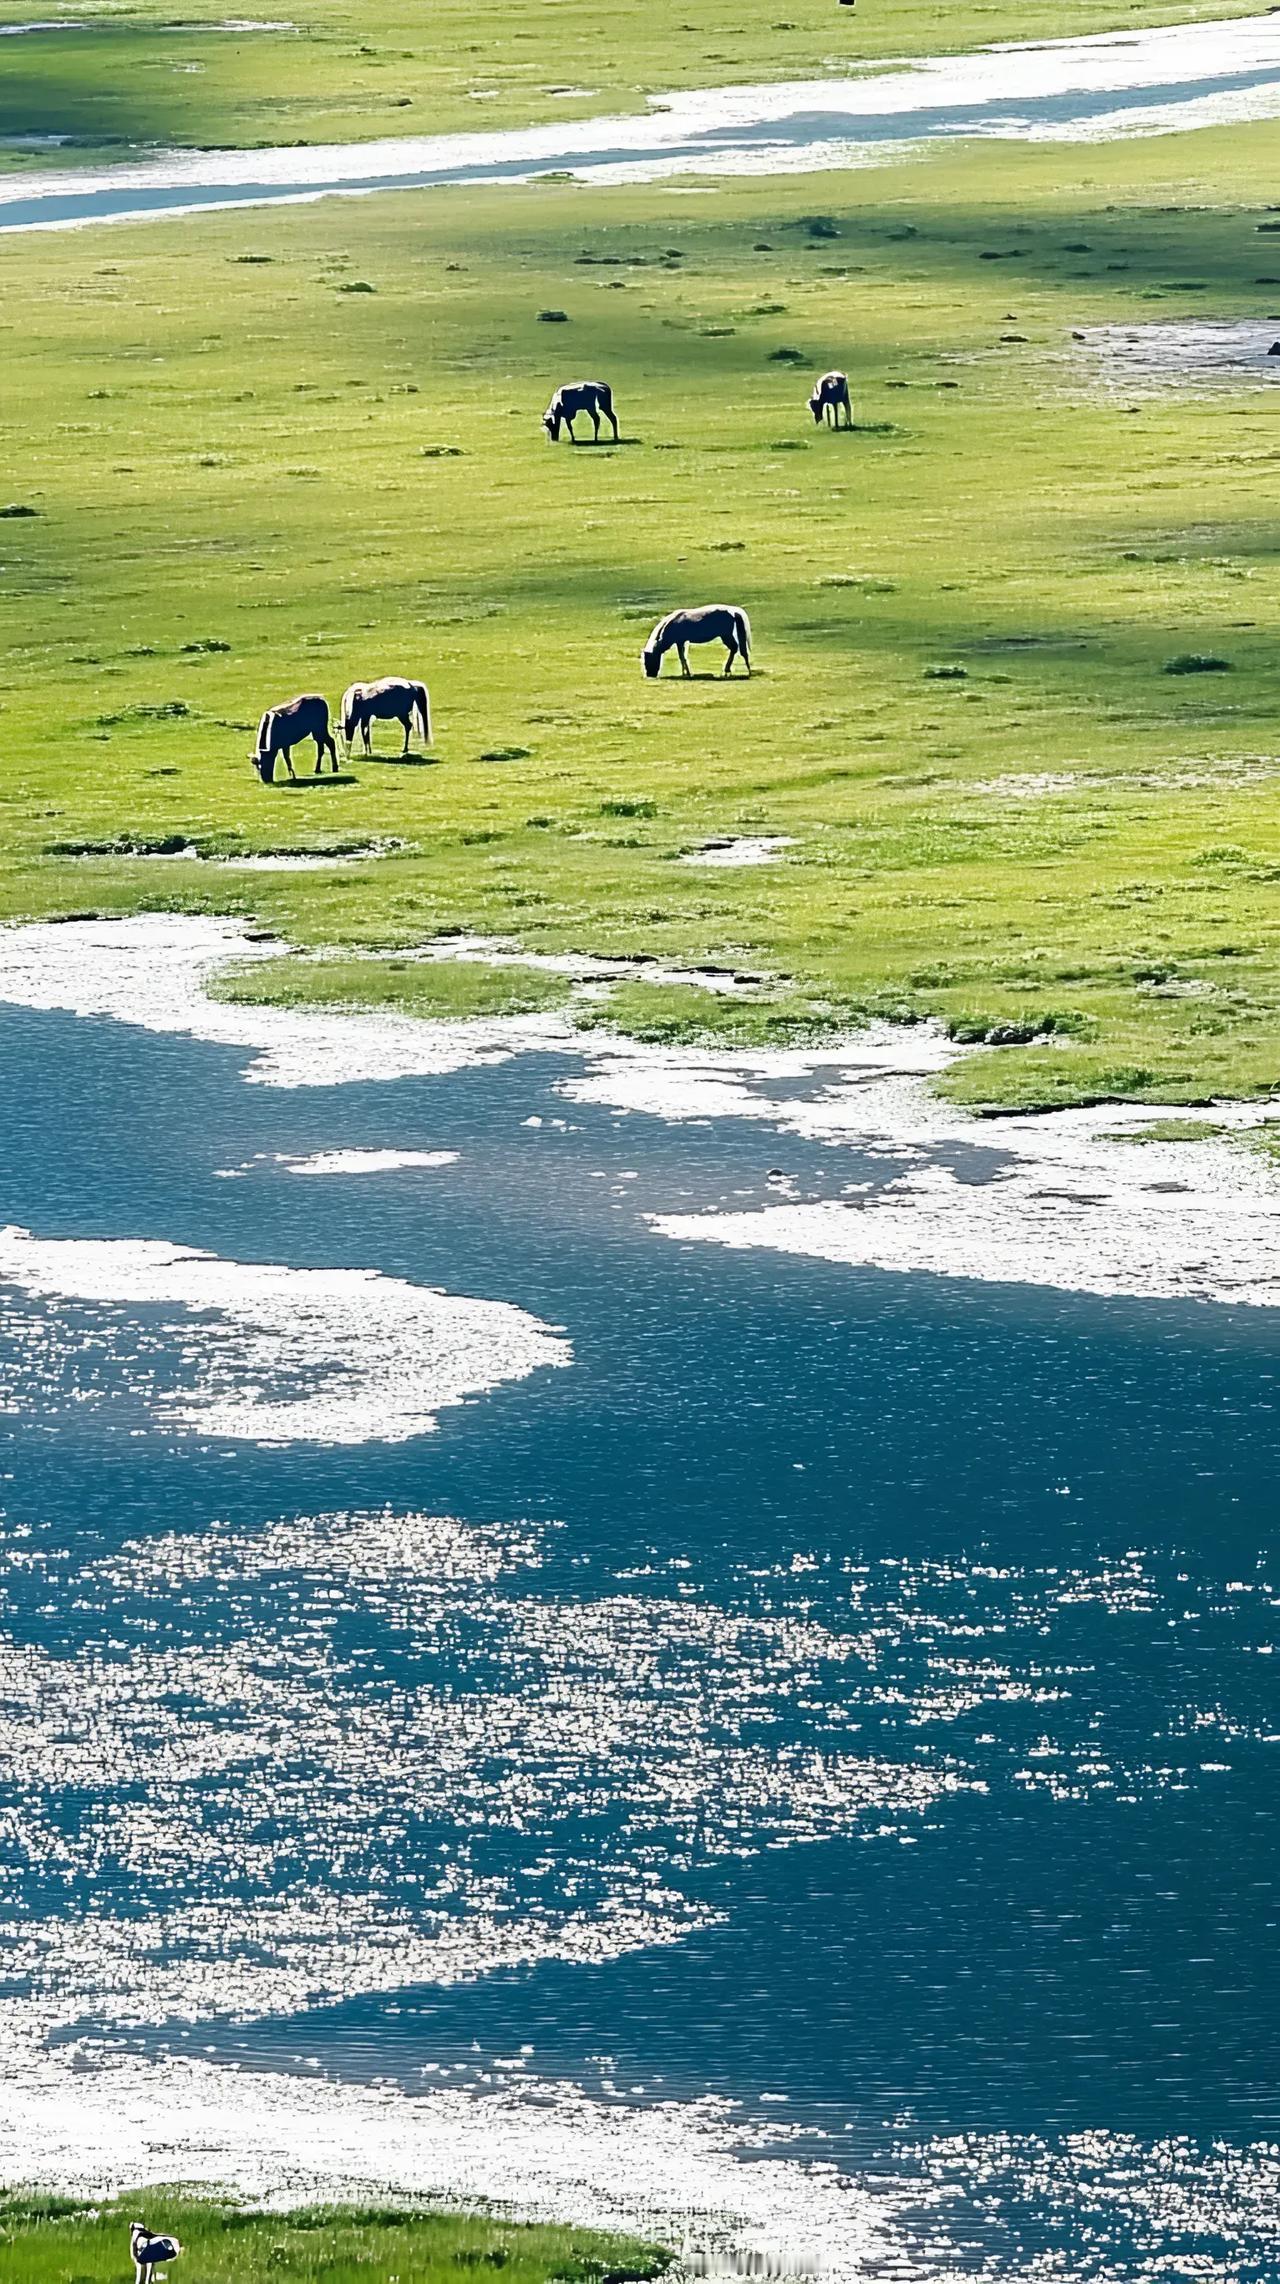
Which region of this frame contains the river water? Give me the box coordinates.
[2,12,1280,231]
[0,921,1276,2280]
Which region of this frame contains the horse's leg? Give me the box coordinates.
[281,746,297,781]
[678,642,690,677]
[608,406,619,441]
[723,639,735,677]
[401,709,411,755]
[566,415,577,444]
[590,409,600,442]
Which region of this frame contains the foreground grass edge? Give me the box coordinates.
[0,2190,674,2284]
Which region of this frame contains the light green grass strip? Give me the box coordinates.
[213,956,575,1020]
[0,2192,669,2284]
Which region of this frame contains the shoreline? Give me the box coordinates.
[0,912,1277,1313]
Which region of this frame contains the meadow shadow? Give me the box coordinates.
[358,750,442,767]
[273,772,360,791]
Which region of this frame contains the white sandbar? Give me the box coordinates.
[0,1224,569,1441]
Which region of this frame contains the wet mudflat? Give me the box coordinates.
[0,972,1276,2282]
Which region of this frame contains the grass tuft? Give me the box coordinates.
[212,955,574,1022]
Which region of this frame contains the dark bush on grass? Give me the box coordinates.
[767,346,807,364]
[1163,653,1233,674]
[538,309,570,322]
[0,502,38,517]
[600,798,658,817]
[337,280,376,293]
[96,700,191,726]
[947,1008,1092,1046]
[924,664,968,680]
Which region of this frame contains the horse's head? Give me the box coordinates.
[542,408,560,441]
[250,751,276,783]
[809,393,824,422]
[641,643,661,680]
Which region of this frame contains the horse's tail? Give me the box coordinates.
[415,682,432,743]
[734,608,751,666]
[598,382,613,411]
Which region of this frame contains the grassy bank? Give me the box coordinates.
[2,123,1280,1109]
[0,2193,669,2284]
[0,0,1260,167]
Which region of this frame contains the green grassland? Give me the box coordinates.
[0,2192,667,2284]
[4,122,1280,1110]
[0,0,1259,169]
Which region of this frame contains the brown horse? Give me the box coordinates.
[809,370,852,428]
[543,380,619,444]
[340,676,432,756]
[642,605,752,679]
[252,693,338,782]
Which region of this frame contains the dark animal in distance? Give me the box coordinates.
[642,605,752,679]
[341,676,432,755]
[130,2225,182,2284]
[543,379,619,443]
[252,693,338,782]
[809,370,852,427]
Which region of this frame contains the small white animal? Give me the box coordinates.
[130,2222,183,2284]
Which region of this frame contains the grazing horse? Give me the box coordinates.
[252,693,338,782]
[809,370,852,427]
[642,605,752,679]
[543,379,619,443]
[130,2225,182,2284]
[341,676,432,756]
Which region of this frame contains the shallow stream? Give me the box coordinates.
[2,13,1279,231]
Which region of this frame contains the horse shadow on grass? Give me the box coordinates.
[356,749,442,767]
[271,772,360,791]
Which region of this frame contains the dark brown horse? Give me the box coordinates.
[251,693,338,782]
[543,380,619,443]
[340,676,432,755]
[809,370,852,428]
[642,605,752,679]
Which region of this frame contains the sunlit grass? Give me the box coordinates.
[0,2192,668,2284]
[213,955,574,1019]
[3,126,1280,1109]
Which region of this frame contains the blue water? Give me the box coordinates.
[1,996,1278,2276]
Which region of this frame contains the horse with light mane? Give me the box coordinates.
[341,676,432,756]
[251,693,338,782]
[642,605,752,679]
[543,380,619,444]
[809,370,852,428]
